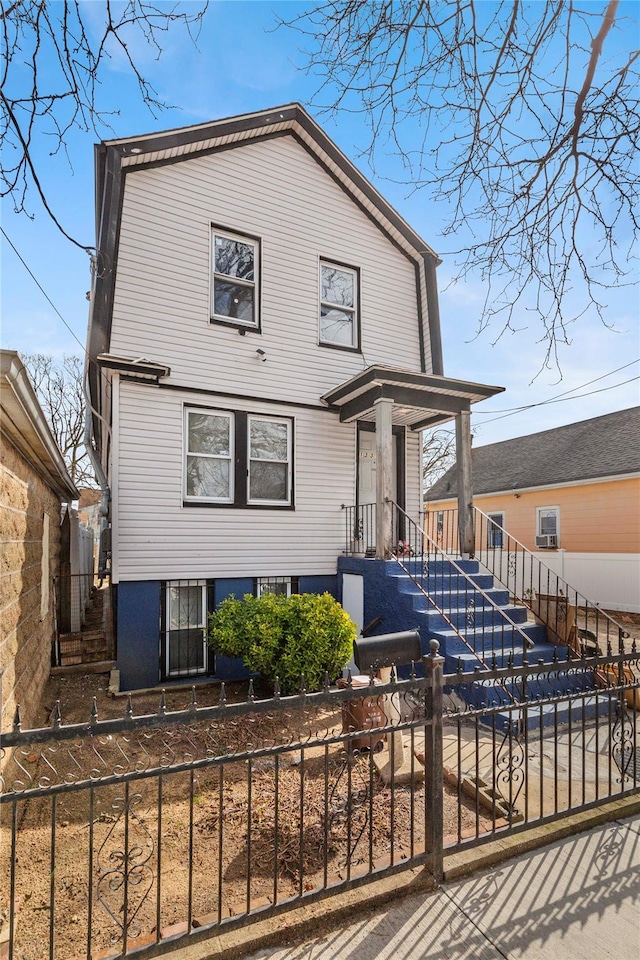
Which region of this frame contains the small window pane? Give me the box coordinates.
[258,577,291,597]
[320,305,354,345]
[540,510,558,535]
[214,279,255,323]
[186,457,230,499]
[215,235,254,281]
[168,585,203,629]
[188,413,230,456]
[250,461,288,501]
[250,420,288,461]
[321,265,354,308]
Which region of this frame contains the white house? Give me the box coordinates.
[86,104,502,690]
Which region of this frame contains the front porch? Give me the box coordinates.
[322,365,504,559]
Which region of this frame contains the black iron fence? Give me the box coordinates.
[0,656,443,960]
[1,645,638,960]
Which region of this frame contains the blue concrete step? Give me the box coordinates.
[418,602,530,630]
[389,571,497,593]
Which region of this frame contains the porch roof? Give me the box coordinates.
[320,366,504,430]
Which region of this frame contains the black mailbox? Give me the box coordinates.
[354,629,422,674]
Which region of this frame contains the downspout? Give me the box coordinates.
[84,252,111,578]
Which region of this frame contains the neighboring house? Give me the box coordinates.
[85,103,502,691]
[424,407,640,611]
[0,351,78,731]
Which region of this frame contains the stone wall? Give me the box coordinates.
[0,433,62,732]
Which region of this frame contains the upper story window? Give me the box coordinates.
[185,409,234,502]
[211,228,260,330]
[319,260,359,350]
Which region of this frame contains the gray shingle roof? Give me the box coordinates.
[424,406,640,500]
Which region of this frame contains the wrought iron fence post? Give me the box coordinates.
[423,638,444,881]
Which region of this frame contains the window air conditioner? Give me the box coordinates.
[535,534,557,548]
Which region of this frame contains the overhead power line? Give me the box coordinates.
[1,226,88,356]
[473,360,640,424]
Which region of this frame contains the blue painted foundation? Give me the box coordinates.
[116,581,162,691]
[115,574,339,691]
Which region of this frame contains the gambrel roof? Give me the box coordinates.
[424,406,640,500]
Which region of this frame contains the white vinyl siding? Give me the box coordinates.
[109,136,425,405]
[114,381,423,582]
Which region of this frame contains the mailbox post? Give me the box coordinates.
[353,629,425,785]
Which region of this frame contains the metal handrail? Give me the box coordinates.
[472,506,630,654]
[388,500,534,679]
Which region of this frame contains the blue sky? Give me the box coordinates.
[1,0,638,447]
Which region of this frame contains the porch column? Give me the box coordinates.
[455,409,474,558]
[375,396,394,559]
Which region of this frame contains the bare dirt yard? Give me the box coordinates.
[1,673,488,960]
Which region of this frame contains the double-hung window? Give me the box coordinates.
[536,506,559,542]
[319,260,359,349]
[185,409,233,502]
[248,416,292,505]
[184,407,293,508]
[211,228,259,329]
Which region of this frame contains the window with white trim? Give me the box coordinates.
[256,576,298,598]
[184,407,293,508]
[211,228,259,328]
[184,409,233,502]
[319,260,359,348]
[536,506,559,545]
[248,415,292,505]
[487,512,505,549]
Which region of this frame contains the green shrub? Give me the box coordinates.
[207,592,355,694]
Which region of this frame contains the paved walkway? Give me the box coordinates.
[242,814,640,960]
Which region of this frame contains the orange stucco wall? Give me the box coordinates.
[427,476,640,553]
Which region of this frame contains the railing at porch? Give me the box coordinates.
[389,501,535,671]
[342,502,377,556]
[424,506,631,658]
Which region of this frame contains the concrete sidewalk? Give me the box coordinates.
[242,814,640,960]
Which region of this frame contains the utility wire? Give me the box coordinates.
[1,226,88,356]
[479,376,640,425]
[473,359,640,423]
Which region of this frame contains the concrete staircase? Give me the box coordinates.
[339,555,602,729]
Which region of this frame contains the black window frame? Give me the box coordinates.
[183,404,295,510]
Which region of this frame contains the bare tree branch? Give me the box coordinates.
[0,0,208,247]
[281,0,640,371]
[23,353,97,489]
